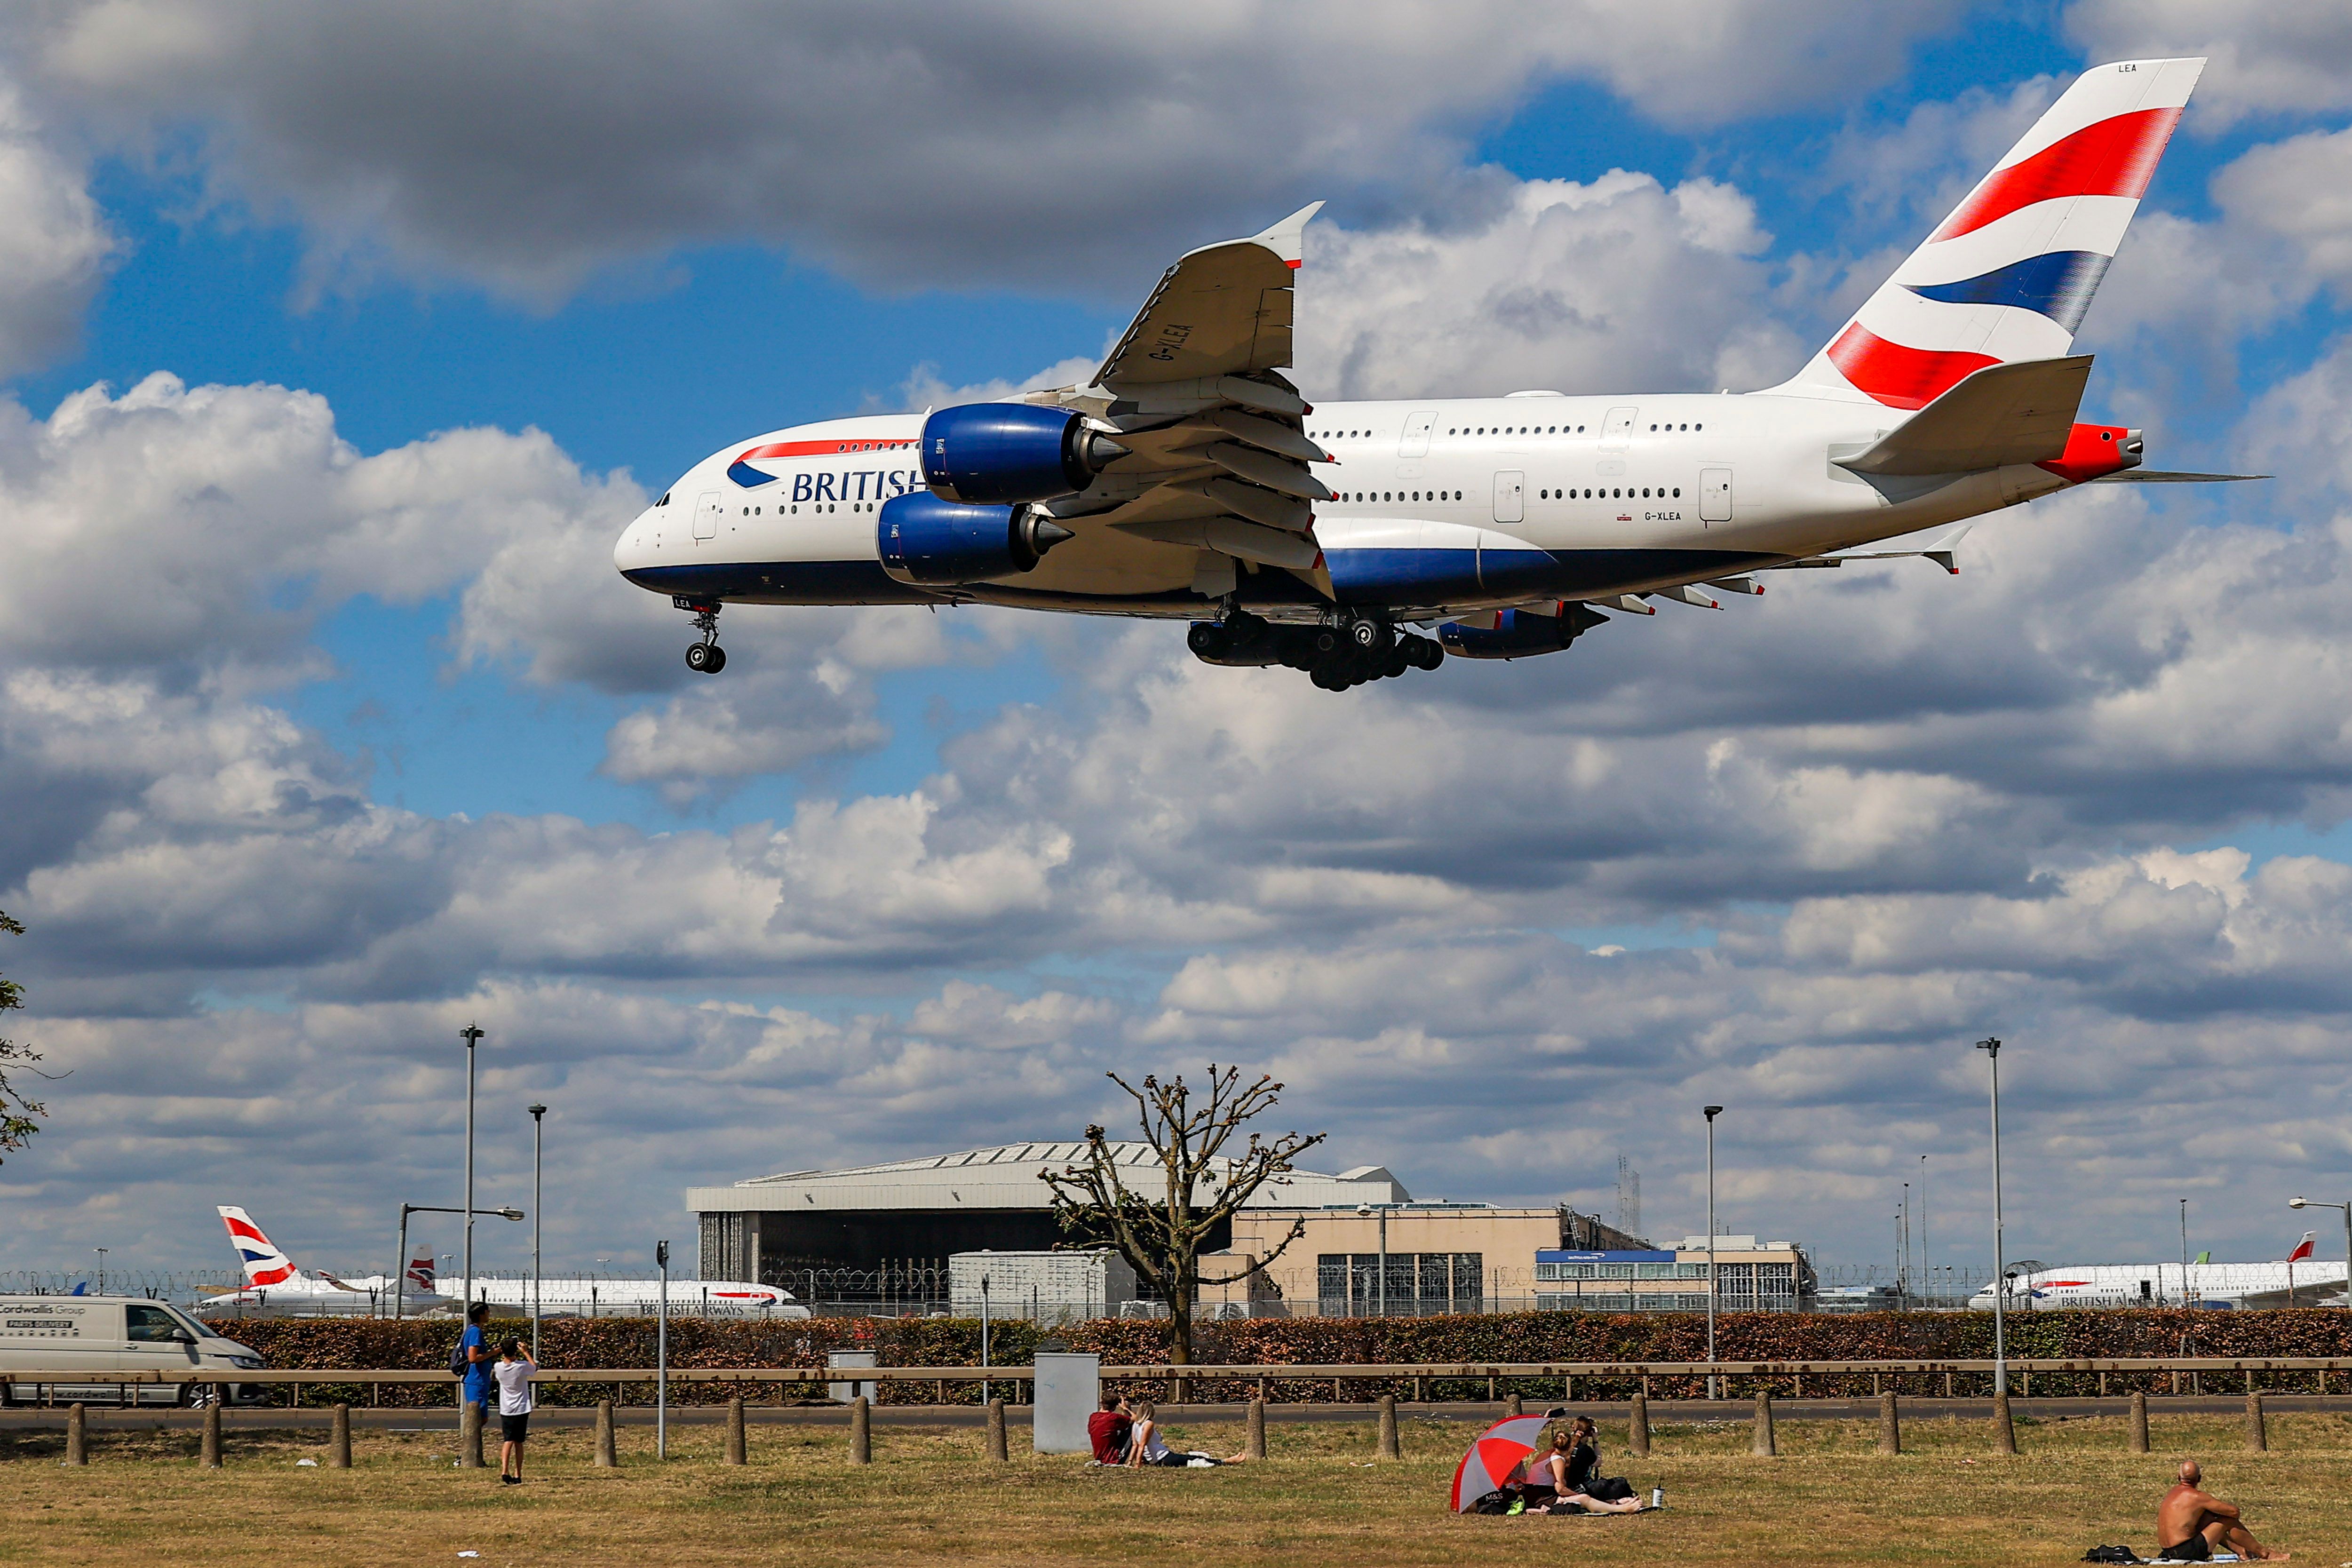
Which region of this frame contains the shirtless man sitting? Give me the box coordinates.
[2155,1460,2288,1561]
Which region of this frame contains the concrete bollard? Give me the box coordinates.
[1992,1391,2017,1456]
[1504,1391,1522,1417]
[1629,1390,1650,1457]
[2130,1391,2149,1454]
[1751,1388,1776,1457]
[850,1396,871,1465]
[726,1397,747,1465]
[985,1397,1008,1463]
[1246,1397,1267,1461]
[1377,1393,1400,1461]
[594,1400,617,1467]
[460,1399,484,1468]
[65,1402,86,1465]
[2245,1392,2265,1453]
[202,1402,222,1470]
[1877,1391,1900,1455]
[330,1403,351,1469]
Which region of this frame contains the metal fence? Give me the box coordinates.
[0,1269,238,1299]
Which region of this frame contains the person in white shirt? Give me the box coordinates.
[1124,1401,1248,1468]
[493,1340,536,1484]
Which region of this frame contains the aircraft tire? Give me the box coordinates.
[1350,618,1381,648]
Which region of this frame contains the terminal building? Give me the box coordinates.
[1533,1235,1814,1313]
[689,1142,1663,1314]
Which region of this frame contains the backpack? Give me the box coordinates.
[1470,1489,1513,1515]
[2082,1550,2142,1565]
[1585,1476,1635,1503]
[448,1333,471,1378]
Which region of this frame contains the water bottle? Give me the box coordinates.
[1651,1486,1665,1510]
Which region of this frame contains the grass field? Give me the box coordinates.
[5,1409,2349,1565]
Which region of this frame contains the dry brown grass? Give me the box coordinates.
[5,1409,2352,1566]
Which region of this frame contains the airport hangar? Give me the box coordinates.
[689,1142,1655,1313]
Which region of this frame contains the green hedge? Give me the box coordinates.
[196,1308,2352,1407]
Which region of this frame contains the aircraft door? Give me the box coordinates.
[1493,470,1524,525]
[1699,467,1732,524]
[1600,406,1638,450]
[1399,410,1437,458]
[694,491,723,542]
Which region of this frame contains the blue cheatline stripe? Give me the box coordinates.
[727,461,777,487]
[1906,250,2114,334]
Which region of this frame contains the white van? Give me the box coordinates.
[0,1296,268,1407]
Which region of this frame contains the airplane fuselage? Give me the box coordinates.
[613,388,2090,624]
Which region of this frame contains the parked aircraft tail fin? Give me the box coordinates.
[1772,57,2202,409]
[217,1204,301,1289]
[407,1246,437,1294]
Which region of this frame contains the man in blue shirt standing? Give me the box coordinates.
[460,1302,495,1466]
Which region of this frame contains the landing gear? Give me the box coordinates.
[675,596,726,674]
[1186,608,1443,690]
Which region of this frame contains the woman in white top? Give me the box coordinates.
[1124,1401,1248,1468]
[493,1339,536,1484]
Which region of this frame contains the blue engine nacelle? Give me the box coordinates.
[877,493,1074,587]
[919,402,1129,504]
[1437,603,1608,660]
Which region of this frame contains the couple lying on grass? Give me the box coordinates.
[1086,1393,1249,1468]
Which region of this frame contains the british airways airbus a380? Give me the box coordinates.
[615,59,2249,691]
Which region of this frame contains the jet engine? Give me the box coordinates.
[1438,603,1608,660]
[919,403,1129,504]
[877,493,1074,587]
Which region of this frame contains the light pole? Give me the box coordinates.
[980,1270,992,1406]
[1900,1182,1910,1310]
[527,1103,548,1358]
[656,1240,670,1460]
[459,1023,484,1313]
[1920,1155,1929,1308]
[1703,1105,1723,1399]
[396,1203,523,1319]
[2288,1197,2352,1307]
[1977,1037,2007,1396]
[2179,1198,2190,1307]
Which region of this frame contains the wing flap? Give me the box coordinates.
[1836,355,2093,475]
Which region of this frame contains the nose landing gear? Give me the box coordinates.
[675,596,727,674]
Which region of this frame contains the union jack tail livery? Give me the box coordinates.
[2287,1231,2316,1264]
[407,1247,437,1294]
[1780,57,2204,409]
[218,1204,302,1288]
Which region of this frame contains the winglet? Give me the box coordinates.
[1251,202,1325,270]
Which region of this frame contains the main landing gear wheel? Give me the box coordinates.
[674,596,726,675]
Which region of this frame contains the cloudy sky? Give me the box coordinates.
[5,0,2352,1288]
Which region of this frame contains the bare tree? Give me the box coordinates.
[1041,1065,1325,1365]
[0,911,44,1162]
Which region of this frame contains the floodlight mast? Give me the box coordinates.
[1977,1038,2007,1396]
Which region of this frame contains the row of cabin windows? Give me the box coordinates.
[1343,490,1463,503]
[1543,487,1680,500]
[727,501,876,516]
[1310,423,1705,439]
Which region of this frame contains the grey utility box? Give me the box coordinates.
[826,1350,877,1403]
[1032,1351,1100,1453]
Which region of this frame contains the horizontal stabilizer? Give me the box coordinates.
[2090,469,2269,483]
[1837,356,2093,476]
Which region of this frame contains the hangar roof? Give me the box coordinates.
[687,1140,1410,1215]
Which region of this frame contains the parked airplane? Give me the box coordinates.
[1968,1235,2346,1311]
[202,1205,448,1314]
[614,58,2251,690]
[452,1272,810,1320]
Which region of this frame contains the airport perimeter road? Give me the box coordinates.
[4,1394,2347,1433]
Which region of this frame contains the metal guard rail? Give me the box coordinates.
[10,1357,2352,1387]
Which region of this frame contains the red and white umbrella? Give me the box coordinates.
[1448,1414,1555,1512]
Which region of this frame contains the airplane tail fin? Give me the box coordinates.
[217,1204,301,1288]
[2287,1230,2317,1263]
[407,1245,437,1295]
[1773,57,2203,409]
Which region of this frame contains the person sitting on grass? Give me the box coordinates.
[1515,1418,1644,1516]
[1124,1401,1249,1467]
[2156,1459,2288,1561]
[1087,1393,1133,1465]
[494,1338,536,1486]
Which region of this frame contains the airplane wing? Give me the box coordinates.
[1027,205,1337,581]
